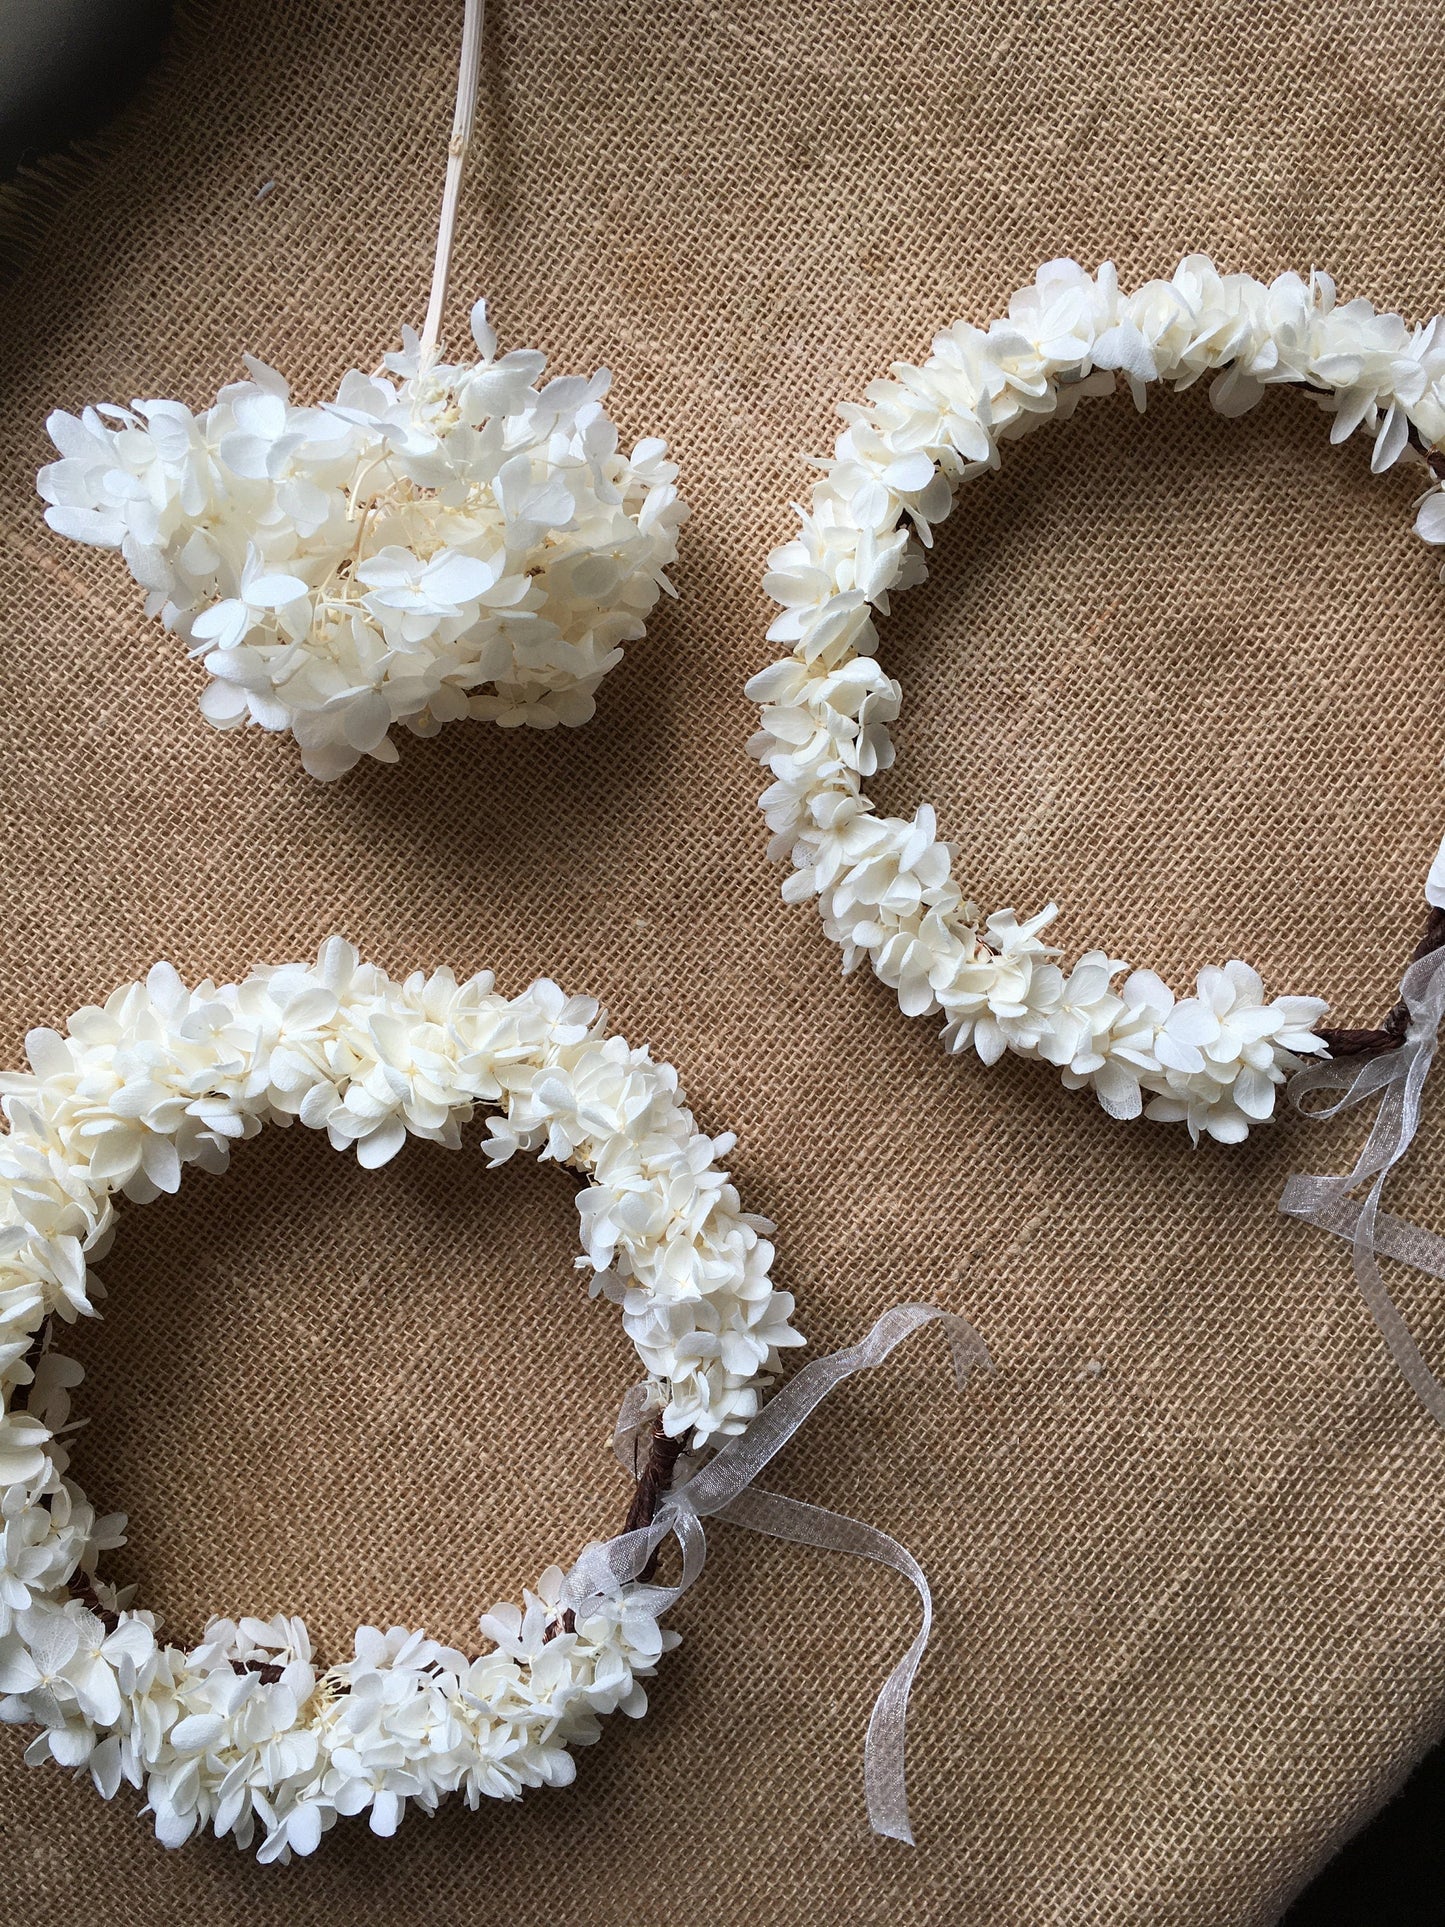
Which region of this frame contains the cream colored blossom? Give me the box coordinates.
[38,302,687,779]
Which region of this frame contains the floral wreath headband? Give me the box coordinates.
[0,942,988,1861]
[748,253,1445,1146]
[747,250,1445,1463]
[36,0,688,781]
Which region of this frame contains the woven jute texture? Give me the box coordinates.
[4,1,1445,1920]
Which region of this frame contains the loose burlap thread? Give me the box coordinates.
[4,2,1445,1920]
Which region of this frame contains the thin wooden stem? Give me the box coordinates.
[420,0,487,361]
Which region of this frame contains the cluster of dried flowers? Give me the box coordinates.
[38,303,687,778]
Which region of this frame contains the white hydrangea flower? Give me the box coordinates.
[1060,968,1176,1122]
[1144,962,1331,1144]
[747,254,1432,1139]
[0,1409,50,1488]
[37,301,688,780]
[0,1475,124,1636]
[937,906,1062,1063]
[0,1601,157,1765]
[0,964,254,1204]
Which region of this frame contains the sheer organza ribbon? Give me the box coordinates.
[1280,939,1445,1425]
[561,1301,992,1844]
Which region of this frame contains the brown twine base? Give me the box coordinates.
[542,1418,684,1643]
[1315,903,1445,1059]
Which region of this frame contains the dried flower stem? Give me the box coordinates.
[19,1316,48,1384]
[1408,422,1445,480]
[421,0,487,361]
[66,1568,118,1634]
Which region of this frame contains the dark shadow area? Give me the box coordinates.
[0,0,172,177]
[1281,1743,1445,1923]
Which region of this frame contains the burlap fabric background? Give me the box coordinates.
[2,1,1445,1919]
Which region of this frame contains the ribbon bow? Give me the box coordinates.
[1280,938,1445,1424]
[562,1302,992,1844]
